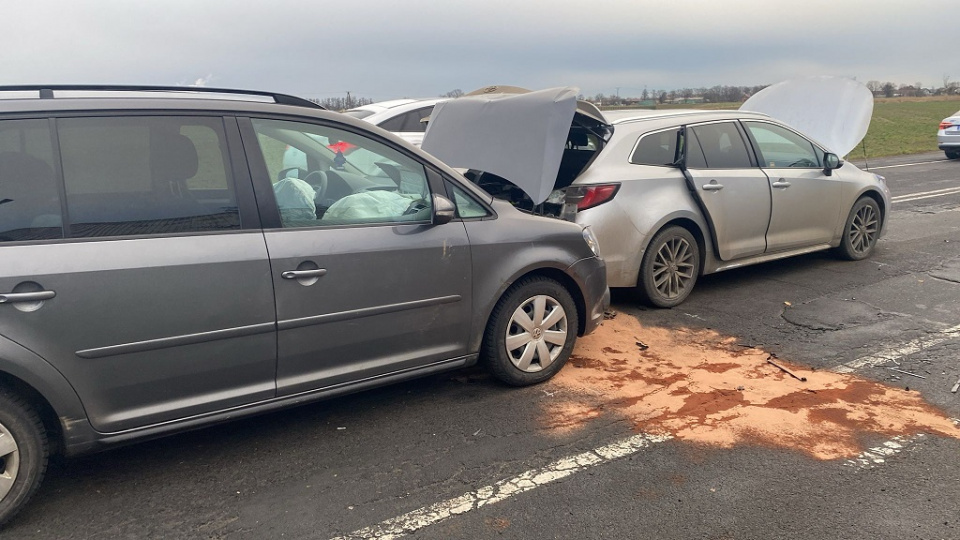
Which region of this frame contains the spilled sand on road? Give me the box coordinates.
[546,313,960,459]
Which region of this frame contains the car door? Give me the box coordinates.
[683,121,772,260]
[0,116,277,433]
[742,121,843,251]
[239,117,473,397]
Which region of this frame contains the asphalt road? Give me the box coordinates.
[7,152,960,540]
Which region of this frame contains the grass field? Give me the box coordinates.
[605,96,960,159]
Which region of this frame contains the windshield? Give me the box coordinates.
[343,109,375,119]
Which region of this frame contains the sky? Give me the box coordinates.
[1,0,956,102]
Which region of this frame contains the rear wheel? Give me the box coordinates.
[482,277,578,386]
[638,225,700,308]
[835,197,881,261]
[946,150,960,160]
[0,389,48,526]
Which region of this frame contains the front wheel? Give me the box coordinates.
[0,389,48,526]
[638,225,700,308]
[482,277,579,386]
[835,197,881,261]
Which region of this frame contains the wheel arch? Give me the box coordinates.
[638,217,709,285]
[0,371,62,456]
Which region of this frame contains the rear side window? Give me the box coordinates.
[688,122,753,169]
[0,119,63,242]
[57,116,240,238]
[379,107,433,133]
[630,128,679,166]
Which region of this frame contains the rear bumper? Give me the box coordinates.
[567,256,609,336]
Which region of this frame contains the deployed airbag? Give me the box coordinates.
[421,87,579,205]
[741,76,873,157]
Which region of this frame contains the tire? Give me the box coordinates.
[835,197,881,261]
[638,225,700,308]
[482,276,579,386]
[946,150,960,160]
[0,389,48,526]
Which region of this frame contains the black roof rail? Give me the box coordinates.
[0,85,325,110]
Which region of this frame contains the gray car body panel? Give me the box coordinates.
[0,93,607,455]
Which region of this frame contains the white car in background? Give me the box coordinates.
[938,110,960,159]
[344,97,449,147]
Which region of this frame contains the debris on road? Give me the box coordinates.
[635,340,649,351]
[603,310,618,320]
[951,376,960,393]
[889,368,926,379]
[766,355,807,382]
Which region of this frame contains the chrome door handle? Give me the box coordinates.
[772,180,792,188]
[281,269,327,280]
[0,290,56,304]
[701,182,724,191]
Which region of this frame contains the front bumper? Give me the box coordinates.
[567,256,610,336]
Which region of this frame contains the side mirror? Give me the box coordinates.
[432,194,456,225]
[823,152,843,176]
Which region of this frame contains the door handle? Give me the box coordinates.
[701,181,724,191]
[0,290,56,304]
[281,269,327,280]
[772,180,792,188]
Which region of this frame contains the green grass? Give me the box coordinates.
[603,97,960,158]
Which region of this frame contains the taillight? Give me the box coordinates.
[576,184,620,211]
[941,121,954,130]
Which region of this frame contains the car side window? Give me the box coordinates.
[630,128,679,166]
[744,122,822,168]
[57,116,240,238]
[689,122,753,168]
[0,119,63,242]
[447,181,489,218]
[250,118,432,228]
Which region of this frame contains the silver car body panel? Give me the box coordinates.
[741,76,874,157]
[938,111,960,152]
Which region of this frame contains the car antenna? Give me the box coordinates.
[860,139,870,171]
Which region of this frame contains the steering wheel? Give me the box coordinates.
[304,170,328,202]
[788,158,817,168]
[277,167,309,182]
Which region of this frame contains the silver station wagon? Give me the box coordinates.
[0,86,608,524]
[422,78,891,307]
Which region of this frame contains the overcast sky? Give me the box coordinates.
[1,0,956,101]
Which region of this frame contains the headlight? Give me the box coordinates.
[582,226,601,258]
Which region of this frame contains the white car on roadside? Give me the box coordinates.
[344,98,449,147]
[938,110,960,159]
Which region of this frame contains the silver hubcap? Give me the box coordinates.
[849,204,878,254]
[505,295,568,372]
[0,422,20,501]
[652,236,695,300]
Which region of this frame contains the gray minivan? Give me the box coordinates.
[0,86,608,524]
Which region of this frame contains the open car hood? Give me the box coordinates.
[740,76,873,157]
[422,86,601,205]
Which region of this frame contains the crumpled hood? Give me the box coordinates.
[421,87,579,205]
[741,76,873,157]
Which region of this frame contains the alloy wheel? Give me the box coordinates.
[848,203,879,255]
[652,236,696,300]
[0,421,20,502]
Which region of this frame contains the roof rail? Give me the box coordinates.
[0,85,325,110]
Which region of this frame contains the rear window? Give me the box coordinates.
[0,119,63,242]
[630,128,679,166]
[57,116,241,238]
[688,122,753,169]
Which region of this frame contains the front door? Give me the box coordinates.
[242,117,473,396]
[742,121,844,251]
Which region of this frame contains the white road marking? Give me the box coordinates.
[833,323,960,374]
[844,435,921,469]
[868,159,944,170]
[327,433,672,540]
[332,327,960,539]
[892,187,960,204]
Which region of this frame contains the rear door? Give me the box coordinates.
[742,121,843,251]
[684,121,771,260]
[0,115,277,433]
[240,117,473,396]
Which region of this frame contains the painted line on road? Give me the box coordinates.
[833,323,960,374]
[332,327,960,539]
[892,187,960,204]
[327,433,672,540]
[868,159,944,170]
